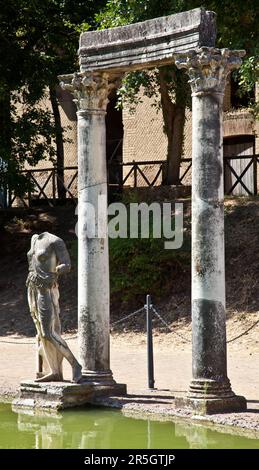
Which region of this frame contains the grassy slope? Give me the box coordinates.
[0,196,259,336]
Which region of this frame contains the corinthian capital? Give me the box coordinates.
[175,47,245,95]
[58,72,109,112]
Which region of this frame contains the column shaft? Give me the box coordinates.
[58,71,115,385]
[190,91,231,396]
[175,47,246,412]
[77,109,112,381]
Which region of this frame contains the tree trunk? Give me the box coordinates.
[166,104,185,184]
[159,68,186,185]
[49,86,66,200]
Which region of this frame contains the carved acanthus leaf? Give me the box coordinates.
[59,72,109,111]
[175,47,245,94]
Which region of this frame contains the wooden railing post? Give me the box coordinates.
[27,171,32,208]
[133,160,137,187]
[52,168,56,204]
[253,155,257,196]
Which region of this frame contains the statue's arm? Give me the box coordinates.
[54,238,71,276]
[27,234,38,270]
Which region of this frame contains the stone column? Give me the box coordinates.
[175,47,246,413]
[59,72,114,384]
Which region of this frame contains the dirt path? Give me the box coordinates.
[1,321,259,402]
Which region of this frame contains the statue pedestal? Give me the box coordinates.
[12,380,127,412]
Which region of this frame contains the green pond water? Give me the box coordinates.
[0,404,258,449]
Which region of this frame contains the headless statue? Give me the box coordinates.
[26,232,82,383]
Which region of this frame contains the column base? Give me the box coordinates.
[175,378,247,415]
[81,369,116,386]
[175,395,247,415]
[12,379,127,413]
[188,378,236,399]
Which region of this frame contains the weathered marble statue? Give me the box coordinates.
[26,232,82,383]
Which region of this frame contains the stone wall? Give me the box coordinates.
[122,88,193,186]
[122,92,167,163]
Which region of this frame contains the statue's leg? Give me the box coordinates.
[37,339,64,381]
[27,286,48,378]
[36,336,44,378]
[35,288,81,383]
[34,288,63,381]
[39,291,64,380]
[52,285,64,378]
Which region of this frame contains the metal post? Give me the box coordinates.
[145,294,155,389]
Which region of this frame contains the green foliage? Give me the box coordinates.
[68,210,190,304]
[97,0,190,112]
[0,0,106,194]
[186,0,259,102]
[97,0,258,111]
[109,213,190,302]
[117,70,160,113]
[96,0,186,27]
[238,57,259,116]
[110,236,190,302]
[96,1,193,183]
[239,58,259,94]
[2,102,57,196]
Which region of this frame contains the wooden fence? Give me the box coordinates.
[9,166,78,208]
[4,154,259,208]
[109,160,167,188]
[179,155,259,196]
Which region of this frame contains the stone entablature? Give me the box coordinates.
[79,8,216,73]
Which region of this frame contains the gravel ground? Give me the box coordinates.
[1,330,259,434]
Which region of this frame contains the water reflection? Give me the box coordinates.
[174,421,259,449]
[15,408,179,449]
[175,422,215,449]
[0,404,258,449]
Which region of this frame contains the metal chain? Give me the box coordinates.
[0,333,78,345]
[151,305,192,343]
[0,339,35,345]
[152,305,259,345]
[0,308,146,344]
[110,307,145,327]
[227,318,259,343]
[1,305,258,345]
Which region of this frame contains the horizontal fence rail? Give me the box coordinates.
[2,154,259,208]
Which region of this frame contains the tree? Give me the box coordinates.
[32,0,107,198]
[97,0,258,184]
[0,1,55,197]
[189,1,259,111]
[97,0,190,185]
[0,0,106,199]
